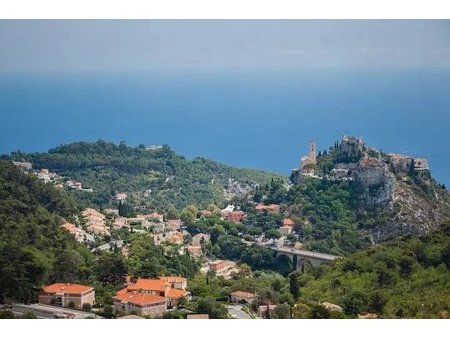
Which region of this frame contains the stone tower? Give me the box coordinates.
[309,141,316,164]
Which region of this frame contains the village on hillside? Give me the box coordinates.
[6,135,435,319]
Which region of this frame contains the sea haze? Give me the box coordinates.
[0,69,449,186]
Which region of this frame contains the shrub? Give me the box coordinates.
[82,303,92,311]
[310,304,331,319]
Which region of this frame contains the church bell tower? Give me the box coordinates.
[309,141,316,164]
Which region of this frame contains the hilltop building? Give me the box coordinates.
[387,153,429,172]
[300,141,317,169]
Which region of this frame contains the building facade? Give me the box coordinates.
[38,283,95,309]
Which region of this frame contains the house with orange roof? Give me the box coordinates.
[282,218,295,227]
[166,219,182,231]
[255,204,280,215]
[112,217,129,230]
[113,277,190,315]
[160,276,188,290]
[82,208,105,219]
[209,260,226,272]
[187,244,203,258]
[87,224,111,236]
[223,210,247,223]
[147,212,164,223]
[230,290,257,304]
[192,233,210,246]
[113,292,167,317]
[166,288,190,307]
[60,223,84,242]
[38,283,95,309]
[166,231,184,245]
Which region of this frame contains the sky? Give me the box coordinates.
[0,20,449,72]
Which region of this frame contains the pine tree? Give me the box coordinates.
[289,272,300,300]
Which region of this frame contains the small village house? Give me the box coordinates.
[258,304,277,318]
[187,244,203,258]
[230,291,257,304]
[192,233,210,246]
[223,210,247,223]
[113,292,167,318]
[209,260,226,272]
[255,204,280,215]
[60,223,84,242]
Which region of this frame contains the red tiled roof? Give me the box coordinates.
[127,278,168,292]
[166,288,189,299]
[115,293,166,305]
[42,283,93,295]
[167,219,182,227]
[160,276,187,284]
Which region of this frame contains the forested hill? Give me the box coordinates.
[7,140,285,211]
[292,222,450,318]
[0,160,91,303]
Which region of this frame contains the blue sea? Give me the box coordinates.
[0,69,449,186]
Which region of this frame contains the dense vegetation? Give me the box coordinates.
[291,222,450,318]
[0,160,199,307]
[255,141,450,256]
[0,160,90,303]
[8,140,284,211]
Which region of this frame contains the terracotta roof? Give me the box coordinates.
[160,276,187,284]
[127,278,168,292]
[115,293,166,305]
[61,223,82,234]
[166,288,189,299]
[231,291,256,298]
[42,283,93,295]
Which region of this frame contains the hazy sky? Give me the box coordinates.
[0,20,449,72]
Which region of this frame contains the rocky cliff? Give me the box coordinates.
[310,136,450,243]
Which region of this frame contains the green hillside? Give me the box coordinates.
[9,140,285,212]
[0,160,92,303]
[291,222,450,318]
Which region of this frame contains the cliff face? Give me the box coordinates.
[352,157,396,209]
[315,136,450,243]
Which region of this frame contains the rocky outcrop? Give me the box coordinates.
[331,136,449,243]
[369,179,450,243]
[352,157,396,209]
[223,178,253,199]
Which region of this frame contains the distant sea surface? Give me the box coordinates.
[0,69,449,186]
